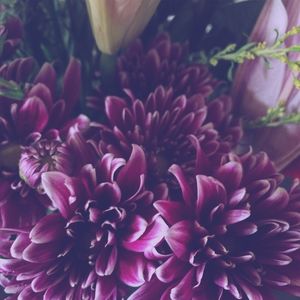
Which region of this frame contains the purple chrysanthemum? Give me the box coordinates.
[0,58,92,228]
[0,145,168,299]
[117,32,218,99]
[0,15,23,62]
[98,86,241,189]
[130,149,300,300]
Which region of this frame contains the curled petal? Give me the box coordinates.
[117,144,146,199]
[29,214,65,244]
[16,97,49,136]
[165,220,193,260]
[123,215,168,252]
[41,172,77,219]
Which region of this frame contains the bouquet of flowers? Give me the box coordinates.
[0,0,300,299]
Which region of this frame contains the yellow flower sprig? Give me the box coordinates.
[247,102,300,128]
[193,26,300,88]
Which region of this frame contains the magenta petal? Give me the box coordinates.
[119,251,152,287]
[156,255,188,283]
[67,125,91,165]
[17,97,49,135]
[23,242,60,263]
[170,268,194,300]
[165,220,193,260]
[43,280,67,300]
[194,262,206,287]
[10,233,30,259]
[195,175,226,217]
[220,209,250,225]
[95,276,116,300]
[31,271,65,293]
[154,200,189,225]
[234,276,263,300]
[62,57,81,113]
[27,83,53,111]
[18,286,41,300]
[29,214,65,244]
[105,96,127,127]
[41,172,73,219]
[60,114,90,136]
[123,215,148,242]
[34,62,56,96]
[214,269,229,289]
[123,215,168,252]
[255,187,289,214]
[117,144,146,199]
[128,277,167,300]
[94,182,121,208]
[216,161,243,192]
[169,164,192,208]
[95,246,117,276]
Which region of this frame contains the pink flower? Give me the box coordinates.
[97,86,241,189]
[0,58,92,228]
[233,0,300,170]
[131,149,300,300]
[0,146,168,299]
[117,33,219,98]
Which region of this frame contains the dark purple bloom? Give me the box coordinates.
[117,32,218,99]
[130,149,300,300]
[0,16,23,62]
[98,86,241,189]
[0,58,91,228]
[0,145,168,299]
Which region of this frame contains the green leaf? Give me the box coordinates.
[0,78,24,100]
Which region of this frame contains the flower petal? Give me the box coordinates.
[41,172,74,219]
[29,214,65,244]
[62,58,81,113]
[128,277,167,300]
[119,251,154,287]
[34,62,56,97]
[165,220,193,260]
[154,200,189,225]
[169,164,193,208]
[105,96,127,127]
[123,215,168,252]
[16,97,49,135]
[117,144,146,199]
[156,255,188,283]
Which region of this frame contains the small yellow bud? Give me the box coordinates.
[293,77,300,89]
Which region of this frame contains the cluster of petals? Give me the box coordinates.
[0,58,90,229]
[99,85,241,190]
[130,148,300,300]
[117,32,218,99]
[0,145,168,299]
[1,14,300,300]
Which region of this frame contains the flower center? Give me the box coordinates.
[19,139,73,189]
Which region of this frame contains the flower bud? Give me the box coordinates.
[85,0,161,54]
